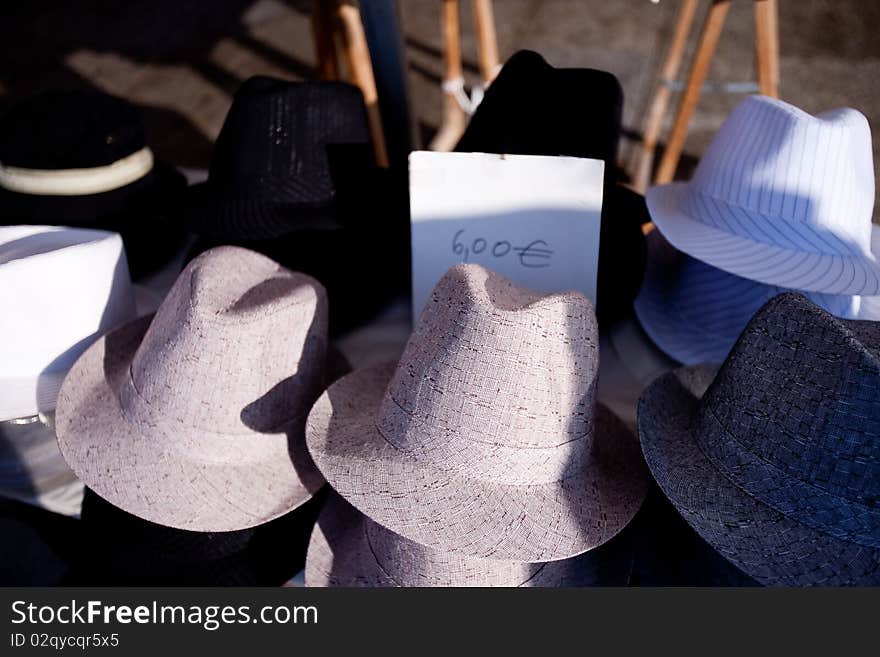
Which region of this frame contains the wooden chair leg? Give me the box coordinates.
[335,0,389,167]
[635,0,699,193]
[430,0,468,151]
[754,0,780,98]
[655,0,730,185]
[312,0,339,80]
[472,0,500,84]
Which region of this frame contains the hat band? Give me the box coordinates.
[0,147,154,196]
[364,519,547,586]
[695,407,880,548]
[681,188,871,258]
[119,368,298,464]
[374,401,590,486]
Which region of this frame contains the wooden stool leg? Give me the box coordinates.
[430,0,468,151]
[655,0,731,184]
[312,0,339,80]
[336,0,389,167]
[472,0,500,84]
[635,0,700,193]
[754,0,780,98]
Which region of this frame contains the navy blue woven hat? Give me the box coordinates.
[76,487,325,586]
[639,293,880,586]
[0,90,187,278]
[184,76,409,335]
[455,50,648,327]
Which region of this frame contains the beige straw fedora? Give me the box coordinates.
[306,264,649,562]
[55,246,328,531]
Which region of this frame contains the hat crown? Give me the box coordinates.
[127,247,327,434]
[684,95,875,258]
[0,90,145,170]
[700,293,880,505]
[208,77,370,196]
[376,264,598,479]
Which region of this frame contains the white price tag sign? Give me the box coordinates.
[409,151,604,316]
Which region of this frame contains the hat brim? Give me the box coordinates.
[180,180,342,242]
[638,366,880,586]
[55,315,325,532]
[647,183,880,296]
[305,495,635,587]
[634,230,880,366]
[306,363,649,563]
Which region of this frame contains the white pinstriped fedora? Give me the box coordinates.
[634,231,880,365]
[647,95,879,296]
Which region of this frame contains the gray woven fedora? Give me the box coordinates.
[55,246,328,531]
[639,293,880,586]
[305,494,635,587]
[306,264,649,562]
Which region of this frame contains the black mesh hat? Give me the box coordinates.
[0,90,187,279]
[184,77,409,335]
[639,293,880,586]
[455,50,648,328]
[75,487,325,586]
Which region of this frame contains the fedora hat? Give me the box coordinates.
[306,264,649,562]
[634,231,880,365]
[0,90,187,278]
[184,76,408,335]
[455,49,649,327]
[75,487,325,586]
[647,95,879,296]
[55,246,328,531]
[639,293,880,586]
[0,225,137,422]
[306,494,636,587]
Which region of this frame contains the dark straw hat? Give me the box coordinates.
[306,494,635,587]
[455,50,648,327]
[183,77,408,335]
[0,90,187,278]
[639,293,880,586]
[76,487,324,585]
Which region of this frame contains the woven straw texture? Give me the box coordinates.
[55,246,328,531]
[183,77,372,241]
[639,293,880,585]
[307,264,649,562]
[305,494,635,587]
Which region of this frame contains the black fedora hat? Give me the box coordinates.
[639,293,880,586]
[184,76,409,335]
[75,487,325,586]
[0,90,187,279]
[455,50,648,328]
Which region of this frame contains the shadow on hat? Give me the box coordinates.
[639,293,880,586]
[55,246,330,533]
[0,90,187,279]
[307,264,649,563]
[455,50,648,328]
[182,76,409,336]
